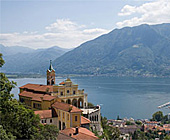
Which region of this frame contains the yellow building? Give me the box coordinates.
[19,88,60,110]
[52,78,88,108]
[52,101,82,130]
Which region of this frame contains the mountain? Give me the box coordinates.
[0,44,34,56]
[1,45,70,74]
[52,23,170,76]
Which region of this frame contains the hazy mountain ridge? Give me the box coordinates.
[1,45,70,74]
[52,23,170,76]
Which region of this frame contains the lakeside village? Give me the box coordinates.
[15,61,170,140]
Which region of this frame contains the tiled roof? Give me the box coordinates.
[20,83,53,93]
[57,132,76,140]
[81,116,91,124]
[60,127,99,140]
[145,121,159,124]
[52,102,82,113]
[34,110,52,119]
[19,91,57,101]
[59,81,65,85]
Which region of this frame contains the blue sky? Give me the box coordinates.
[1,0,170,49]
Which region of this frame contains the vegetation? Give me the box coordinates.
[132,129,169,140]
[151,111,164,121]
[151,111,170,124]
[88,102,95,107]
[125,121,134,125]
[100,116,120,140]
[0,53,59,140]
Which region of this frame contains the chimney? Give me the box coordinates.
[74,127,79,135]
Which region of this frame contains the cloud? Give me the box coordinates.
[0,19,109,49]
[45,19,85,32]
[117,0,170,28]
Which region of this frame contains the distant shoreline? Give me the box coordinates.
[6,73,170,79]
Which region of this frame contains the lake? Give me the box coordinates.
[9,76,170,120]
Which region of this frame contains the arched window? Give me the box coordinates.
[59,121,61,130]
[63,122,66,130]
[51,79,54,85]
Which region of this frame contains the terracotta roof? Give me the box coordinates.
[58,132,76,140]
[59,81,65,85]
[20,83,53,93]
[60,127,99,140]
[52,102,82,113]
[34,110,52,119]
[146,121,159,124]
[81,116,91,125]
[19,91,57,101]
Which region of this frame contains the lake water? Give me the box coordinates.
[9,76,170,120]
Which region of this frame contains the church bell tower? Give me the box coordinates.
[47,60,55,85]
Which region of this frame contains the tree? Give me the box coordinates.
[39,124,59,140]
[152,111,163,121]
[88,102,95,107]
[117,115,121,120]
[0,55,16,111]
[0,125,16,140]
[0,53,59,139]
[100,116,120,139]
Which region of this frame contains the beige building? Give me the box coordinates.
[52,78,88,108]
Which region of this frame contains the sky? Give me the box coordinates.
[0,0,170,49]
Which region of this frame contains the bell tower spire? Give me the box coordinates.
[47,60,55,85]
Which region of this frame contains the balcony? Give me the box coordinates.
[58,93,87,98]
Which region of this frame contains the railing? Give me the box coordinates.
[58,93,85,98]
[83,106,100,109]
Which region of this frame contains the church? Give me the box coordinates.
[19,61,102,135]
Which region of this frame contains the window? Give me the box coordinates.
[67,114,69,120]
[59,111,60,117]
[50,119,52,123]
[73,90,76,94]
[33,103,36,108]
[67,90,69,93]
[75,116,77,121]
[41,120,44,123]
[45,119,46,123]
[61,92,63,96]
[63,112,65,118]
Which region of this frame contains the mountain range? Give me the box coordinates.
[1,23,170,77]
[52,23,170,76]
[0,44,70,74]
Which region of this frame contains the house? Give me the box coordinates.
[60,127,99,140]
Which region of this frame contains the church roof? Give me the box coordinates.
[48,60,55,72]
[20,83,53,93]
[19,91,56,101]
